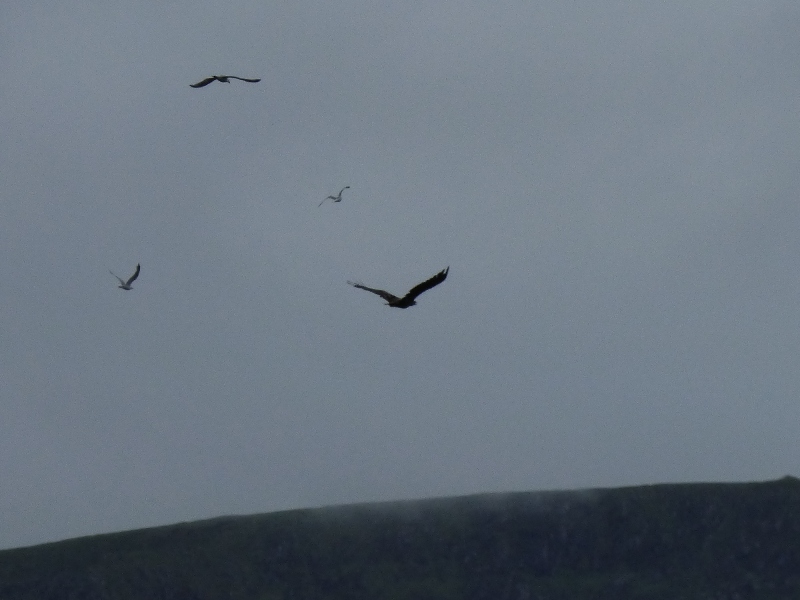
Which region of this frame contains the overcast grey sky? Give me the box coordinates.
[2,1,799,550]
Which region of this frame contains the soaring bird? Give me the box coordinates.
[319,186,350,207]
[348,267,449,308]
[190,75,261,88]
[110,264,140,291]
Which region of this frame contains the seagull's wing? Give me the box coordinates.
[228,76,261,83]
[403,267,449,302]
[347,281,401,304]
[109,271,125,286]
[339,186,350,195]
[126,263,141,286]
[190,77,216,88]
[320,195,338,207]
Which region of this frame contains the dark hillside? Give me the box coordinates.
[1,477,799,599]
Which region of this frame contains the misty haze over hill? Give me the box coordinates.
[1,478,798,599]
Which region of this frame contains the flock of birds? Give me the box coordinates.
[109,76,450,309]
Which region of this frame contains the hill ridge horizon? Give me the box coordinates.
[2,476,798,599]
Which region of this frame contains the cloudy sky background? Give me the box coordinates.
[2,1,799,550]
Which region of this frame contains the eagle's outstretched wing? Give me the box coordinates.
[347,281,401,304]
[126,263,141,286]
[403,267,449,302]
[228,76,261,83]
[190,77,216,88]
[109,271,126,286]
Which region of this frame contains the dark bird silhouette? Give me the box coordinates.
[110,263,140,291]
[319,186,350,207]
[190,75,261,88]
[348,267,449,308]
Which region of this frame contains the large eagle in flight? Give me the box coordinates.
[348,267,449,308]
[190,75,261,88]
[110,263,140,291]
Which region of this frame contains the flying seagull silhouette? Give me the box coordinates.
[190,75,261,88]
[348,267,449,308]
[319,186,350,207]
[110,264,140,291]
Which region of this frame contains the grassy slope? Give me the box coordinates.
[1,477,799,599]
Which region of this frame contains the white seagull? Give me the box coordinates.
[319,186,350,207]
[190,75,261,88]
[110,263,140,291]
